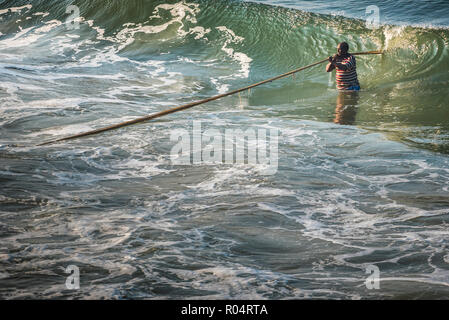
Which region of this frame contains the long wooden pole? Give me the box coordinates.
[37,50,383,146]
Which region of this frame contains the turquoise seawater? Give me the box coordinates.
[0,0,448,299]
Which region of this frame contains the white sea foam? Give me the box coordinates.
[1,1,449,300]
[109,1,202,50]
[189,26,211,40]
[0,26,43,48]
[115,158,174,176]
[210,78,229,94]
[0,4,32,16]
[33,12,49,18]
[34,19,62,33]
[216,26,253,79]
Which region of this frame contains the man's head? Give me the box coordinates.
[337,42,349,56]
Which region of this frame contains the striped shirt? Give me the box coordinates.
[335,54,359,90]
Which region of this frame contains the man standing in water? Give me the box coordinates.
[326,42,360,124]
[326,42,360,91]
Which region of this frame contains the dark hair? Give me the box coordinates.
[339,42,349,52]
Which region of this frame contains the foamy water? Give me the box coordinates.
[0,0,448,299]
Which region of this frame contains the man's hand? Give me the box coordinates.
[326,55,339,72]
[329,55,338,64]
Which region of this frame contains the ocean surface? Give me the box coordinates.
[0,0,449,299]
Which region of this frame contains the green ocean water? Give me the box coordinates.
[0,0,448,299]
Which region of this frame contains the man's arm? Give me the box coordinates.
[326,55,350,72]
[333,61,348,71]
[326,55,336,72]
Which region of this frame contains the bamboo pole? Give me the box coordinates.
[37,50,383,146]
